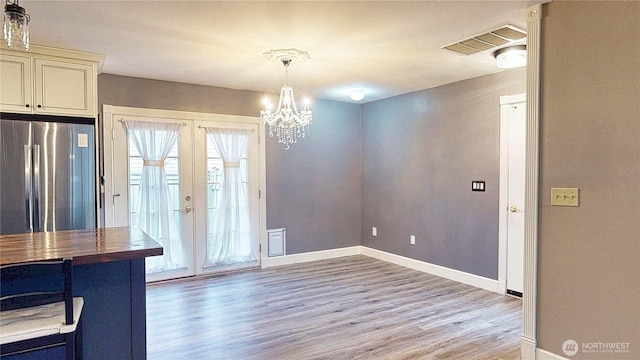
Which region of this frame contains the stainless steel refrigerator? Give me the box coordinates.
[0,115,96,235]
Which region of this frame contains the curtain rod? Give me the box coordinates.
[118,119,187,127]
[197,125,255,132]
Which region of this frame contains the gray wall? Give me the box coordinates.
[538,2,640,358]
[98,74,262,117]
[266,99,362,253]
[360,68,525,279]
[98,74,362,255]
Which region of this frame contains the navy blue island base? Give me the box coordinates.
[0,227,162,360]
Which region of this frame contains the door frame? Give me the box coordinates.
[101,105,267,276]
[497,92,526,296]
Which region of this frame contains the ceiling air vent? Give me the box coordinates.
[442,25,526,56]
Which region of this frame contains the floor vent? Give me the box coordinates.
[204,273,227,280]
[442,25,526,56]
[506,289,523,298]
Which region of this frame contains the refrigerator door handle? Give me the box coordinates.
[24,145,33,232]
[33,144,41,232]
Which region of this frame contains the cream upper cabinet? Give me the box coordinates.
[0,45,103,117]
[0,53,32,113]
[34,58,95,117]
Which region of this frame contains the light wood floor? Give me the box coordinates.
[146,256,521,360]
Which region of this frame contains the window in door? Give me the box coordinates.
[123,120,193,281]
[203,128,257,268]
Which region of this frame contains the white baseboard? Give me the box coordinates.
[261,246,361,268]
[360,247,501,293]
[537,348,568,360]
[262,246,501,294]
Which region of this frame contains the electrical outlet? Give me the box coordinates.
[372,227,377,237]
[551,188,579,207]
[410,235,416,245]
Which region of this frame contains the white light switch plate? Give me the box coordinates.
[551,188,579,207]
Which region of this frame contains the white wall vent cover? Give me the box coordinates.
[267,228,286,257]
[442,25,526,55]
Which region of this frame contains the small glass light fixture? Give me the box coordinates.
[260,49,312,150]
[2,0,30,51]
[494,45,526,69]
[350,89,365,101]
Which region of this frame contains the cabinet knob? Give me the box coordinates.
[37,105,42,108]
[25,104,30,108]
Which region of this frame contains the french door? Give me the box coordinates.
[193,121,260,275]
[104,106,262,282]
[122,117,194,282]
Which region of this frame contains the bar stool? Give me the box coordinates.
[0,258,83,359]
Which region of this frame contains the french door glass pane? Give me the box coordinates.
[128,135,185,273]
[205,134,253,267]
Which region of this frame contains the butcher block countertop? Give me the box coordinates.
[0,227,163,266]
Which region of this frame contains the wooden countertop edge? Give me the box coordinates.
[72,247,164,265]
[0,227,164,266]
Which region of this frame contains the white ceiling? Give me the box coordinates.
[21,1,533,103]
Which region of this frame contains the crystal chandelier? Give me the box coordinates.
[2,0,30,51]
[260,49,312,150]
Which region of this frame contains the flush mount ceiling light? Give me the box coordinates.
[2,0,30,50]
[494,45,527,68]
[350,89,365,101]
[260,48,312,150]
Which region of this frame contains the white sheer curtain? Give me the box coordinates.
[123,120,185,273]
[205,128,257,266]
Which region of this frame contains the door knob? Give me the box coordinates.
[182,206,192,213]
[509,205,521,213]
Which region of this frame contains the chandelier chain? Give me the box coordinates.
[284,62,289,85]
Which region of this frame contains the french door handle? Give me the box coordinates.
[182,206,192,213]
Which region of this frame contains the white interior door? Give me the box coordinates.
[500,94,526,296]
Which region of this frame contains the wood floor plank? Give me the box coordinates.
[146,256,521,359]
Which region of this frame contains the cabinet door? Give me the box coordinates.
[34,58,95,117]
[0,53,32,113]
